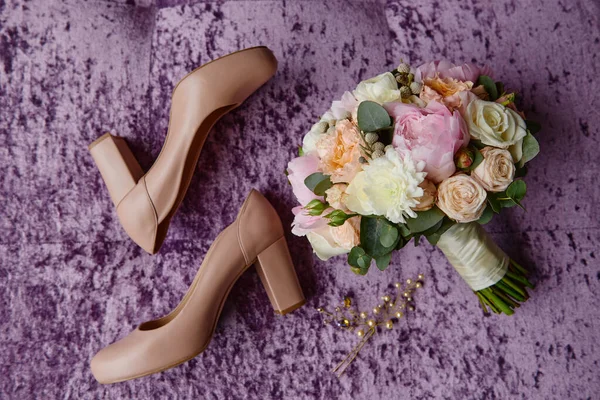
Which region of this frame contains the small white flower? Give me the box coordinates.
[345,148,426,224]
[353,72,401,104]
[465,99,527,148]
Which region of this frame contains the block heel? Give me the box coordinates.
[89,133,144,206]
[255,237,306,315]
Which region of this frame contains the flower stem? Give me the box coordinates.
[474,260,534,316]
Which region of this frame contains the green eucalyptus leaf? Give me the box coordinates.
[421,218,444,236]
[375,252,392,271]
[495,81,505,96]
[395,235,408,250]
[398,223,411,238]
[357,101,392,133]
[304,172,333,196]
[414,234,422,246]
[477,205,494,225]
[298,146,305,157]
[360,216,400,258]
[488,194,502,213]
[470,139,486,150]
[351,266,369,276]
[506,180,527,209]
[405,206,446,233]
[348,246,372,271]
[506,180,526,201]
[470,146,484,171]
[519,132,540,167]
[379,224,399,248]
[515,164,528,178]
[425,218,456,245]
[490,191,517,209]
[477,75,498,100]
[525,120,541,135]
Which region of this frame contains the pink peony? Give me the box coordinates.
[384,101,469,183]
[415,60,492,83]
[287,155,322,206]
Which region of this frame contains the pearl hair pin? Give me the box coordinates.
[317,274,424,377]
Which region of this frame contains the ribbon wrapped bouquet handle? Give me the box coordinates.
[437,222,534,315]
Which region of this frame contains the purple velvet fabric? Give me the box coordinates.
[1,0,599,398]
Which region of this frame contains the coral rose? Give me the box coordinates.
[316,119,362,183]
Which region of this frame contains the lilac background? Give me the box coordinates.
[1,0,599,398]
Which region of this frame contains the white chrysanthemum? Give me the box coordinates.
[345,148,426,223]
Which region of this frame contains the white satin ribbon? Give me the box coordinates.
[437,222,508,291]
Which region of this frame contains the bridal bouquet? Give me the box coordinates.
[287,60,539,315]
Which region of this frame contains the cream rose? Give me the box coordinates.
[412,179,436,211]
[306,217,360,261]
[437,174,487,223]
[465,99,527,148]
[472,147,515,192]
[353,72,401,104]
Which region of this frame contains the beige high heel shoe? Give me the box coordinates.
[89,47,278,254]
[91,190,305,384]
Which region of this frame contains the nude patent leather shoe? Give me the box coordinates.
[90,190,305,384]
[88,47,278,254]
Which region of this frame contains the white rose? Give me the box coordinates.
[345,148,425,224]
[353,72,401,104]
[472,147,515,192]
[437,174,487,223]
[465,99,527,148]
[307,218,360,261]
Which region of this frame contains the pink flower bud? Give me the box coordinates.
[455,148,474,170]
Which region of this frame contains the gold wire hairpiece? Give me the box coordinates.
[317,274,424,377]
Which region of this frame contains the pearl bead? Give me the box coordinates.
[403,292,410,297]
[357,329,364,337]
[415,282,422,288]
[382,295,391,302]
[406,279,412,284]
[407,297,412,302]
[360,312,368,319]
[316,307,324,312]
[418,274,424,280]
[373,307,380,314]
[385,320,393,329]
[367,320,375,327]
[395,311,403,318]
[394,282,401,288]
[408,306,415,311]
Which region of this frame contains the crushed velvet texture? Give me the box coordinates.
[1,0,599,398]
